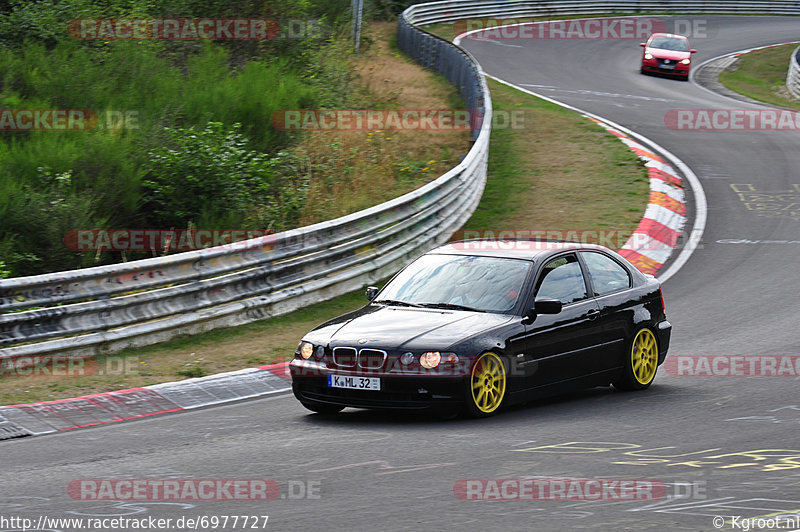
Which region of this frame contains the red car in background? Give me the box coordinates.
[640,33,696,79]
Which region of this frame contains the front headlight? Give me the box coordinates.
[419,351,459,369]
[419,351,441,369]
[298,341,314,360]
[644,53,653,60]
[680,58,690,65]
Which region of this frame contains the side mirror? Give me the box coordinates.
[534,297,562,315]
[522,297,562,324]
[365,286,379,301]
[690,49,697,53]
[639,42,646,47]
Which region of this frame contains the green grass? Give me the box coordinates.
[461,79,648,238]
[719,43,800,110]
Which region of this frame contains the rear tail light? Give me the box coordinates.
[658,289,666,312]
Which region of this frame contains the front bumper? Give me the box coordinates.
[290,359,466,410]
[642,60,690,76]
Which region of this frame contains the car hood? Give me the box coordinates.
[306,305,515,352]
[646,47,690,60]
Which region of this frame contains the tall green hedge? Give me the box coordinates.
[0,0,353,276]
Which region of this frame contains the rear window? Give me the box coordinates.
[535,254,588,305]
[582,252,631,296]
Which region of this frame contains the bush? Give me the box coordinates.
[0,168,104,275]
[143,122,306,231]
[0,0,358,276]
[367,0,416,21]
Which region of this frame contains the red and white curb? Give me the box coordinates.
[588,118,687,275]
[732,41,800,57]
[0,361,292,440]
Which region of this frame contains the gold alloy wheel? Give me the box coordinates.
[631,328,658,385]
[470,352,506,413]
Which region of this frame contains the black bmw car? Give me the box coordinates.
[290,240,671,418]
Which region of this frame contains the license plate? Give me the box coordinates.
[328,375,381,391]
[661,63,675,69]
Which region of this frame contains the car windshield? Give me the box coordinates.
[376,254,532,313]
[649,36,689,52]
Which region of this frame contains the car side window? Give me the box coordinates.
[535,254,588,305]
[582,252,631,296]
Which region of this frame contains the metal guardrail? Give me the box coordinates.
[405,0,800,25]
[398,15,486,142]
[2,0,795,362]
[0,12,491,362]
[787,45,800,99]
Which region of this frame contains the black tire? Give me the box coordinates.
[461,352,508,418]
[300,401,344,415]
[614,327,659,391]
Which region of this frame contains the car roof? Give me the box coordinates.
[429,240,614,261]
[649,33,688,40]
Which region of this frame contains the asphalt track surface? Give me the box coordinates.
[3,15,800,532]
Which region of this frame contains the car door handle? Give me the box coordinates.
[586,309,600,320]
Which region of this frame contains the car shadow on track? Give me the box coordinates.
[295,382,694,427]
